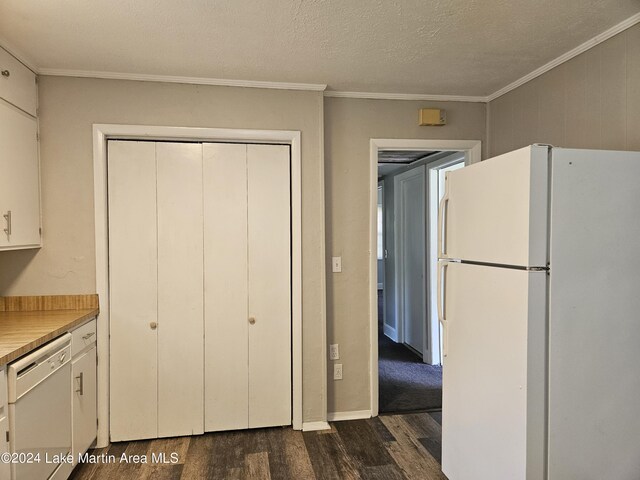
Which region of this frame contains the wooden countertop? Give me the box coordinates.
[0,295,99,366]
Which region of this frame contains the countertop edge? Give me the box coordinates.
[0,308,99,367]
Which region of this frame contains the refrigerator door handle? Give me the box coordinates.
[438,188,450,258]
[437,261,449,357]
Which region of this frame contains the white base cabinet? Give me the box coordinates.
[0,367,8,480]
[69,318,97,467]
[71,346,96,464]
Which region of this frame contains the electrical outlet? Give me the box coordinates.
[329,344,340,360]
[334,363,343,380]
[332,256,342,273]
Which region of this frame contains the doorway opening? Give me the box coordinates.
[370,139,481,416]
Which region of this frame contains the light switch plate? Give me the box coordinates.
[332,256,342,273]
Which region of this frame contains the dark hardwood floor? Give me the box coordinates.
[69,412,446,479]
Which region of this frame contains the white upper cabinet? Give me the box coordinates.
[0,46,41,251]
[0,47,37,116]
[0,101,41,250]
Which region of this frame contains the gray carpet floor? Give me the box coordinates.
[378,291,443,413]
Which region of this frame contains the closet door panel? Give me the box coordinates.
[203,143,249,431]
[156,143,204,437]
[247,145,291,428]
[108,141,158,441]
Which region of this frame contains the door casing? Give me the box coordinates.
[93,124,310,447]
[368,138,481,418]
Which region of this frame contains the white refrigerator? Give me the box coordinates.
[438,145,640,480]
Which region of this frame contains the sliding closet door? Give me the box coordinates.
[247,144,291,428]
[203,144,249,431]
[108,141,158,441]
[156,143,204,437]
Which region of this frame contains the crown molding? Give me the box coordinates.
[5,11,639,103]
[37,68,328,92]
[324,90,488,103]
[487,11,640,102]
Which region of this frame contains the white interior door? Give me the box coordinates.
[108,141,158,441]
[395,166,426,356]
[440,261,546,480]
[247,144,291,428]
[203,144,249,432]
[156,143,204,437]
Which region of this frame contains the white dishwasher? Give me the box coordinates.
[8,334,73,480]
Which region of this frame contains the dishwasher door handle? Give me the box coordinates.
[75,372,84,396]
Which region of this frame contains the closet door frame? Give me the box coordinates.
[93,125,310,447]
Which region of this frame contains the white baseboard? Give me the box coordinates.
[327,410,372,422]
[302,421,331,432]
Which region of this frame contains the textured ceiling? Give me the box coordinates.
[0,0,639,96]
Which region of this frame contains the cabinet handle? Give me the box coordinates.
[3,211,11,237]
[1,70,9,77]
[82,332,95,340]
[150,322,157,330]
[75,372,84,396]
[248,317,256,325]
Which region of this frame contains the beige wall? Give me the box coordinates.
[488,23,640,157]
[0,76,327,423]
[324,97,486,413]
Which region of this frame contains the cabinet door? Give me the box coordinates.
[0,47,37,116]
[0,101,40,250]
[72,347,97,462]
[0,416,9,480]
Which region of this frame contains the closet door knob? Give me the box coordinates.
[248,317,256,325]
[150,322,157,330]
[1,70,9,77]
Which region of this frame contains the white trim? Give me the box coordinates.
[39,68,327,92]
[487,12,640,102]
[369,139,481,418]
[324,90,487,103]
[327,410,372,422]
[317,97,329,424]
[302,421,331,432]
[93,124,306,447]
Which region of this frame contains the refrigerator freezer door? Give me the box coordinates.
[441,262,546,480]
[441,145,548,267]
[547,148,640,479]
